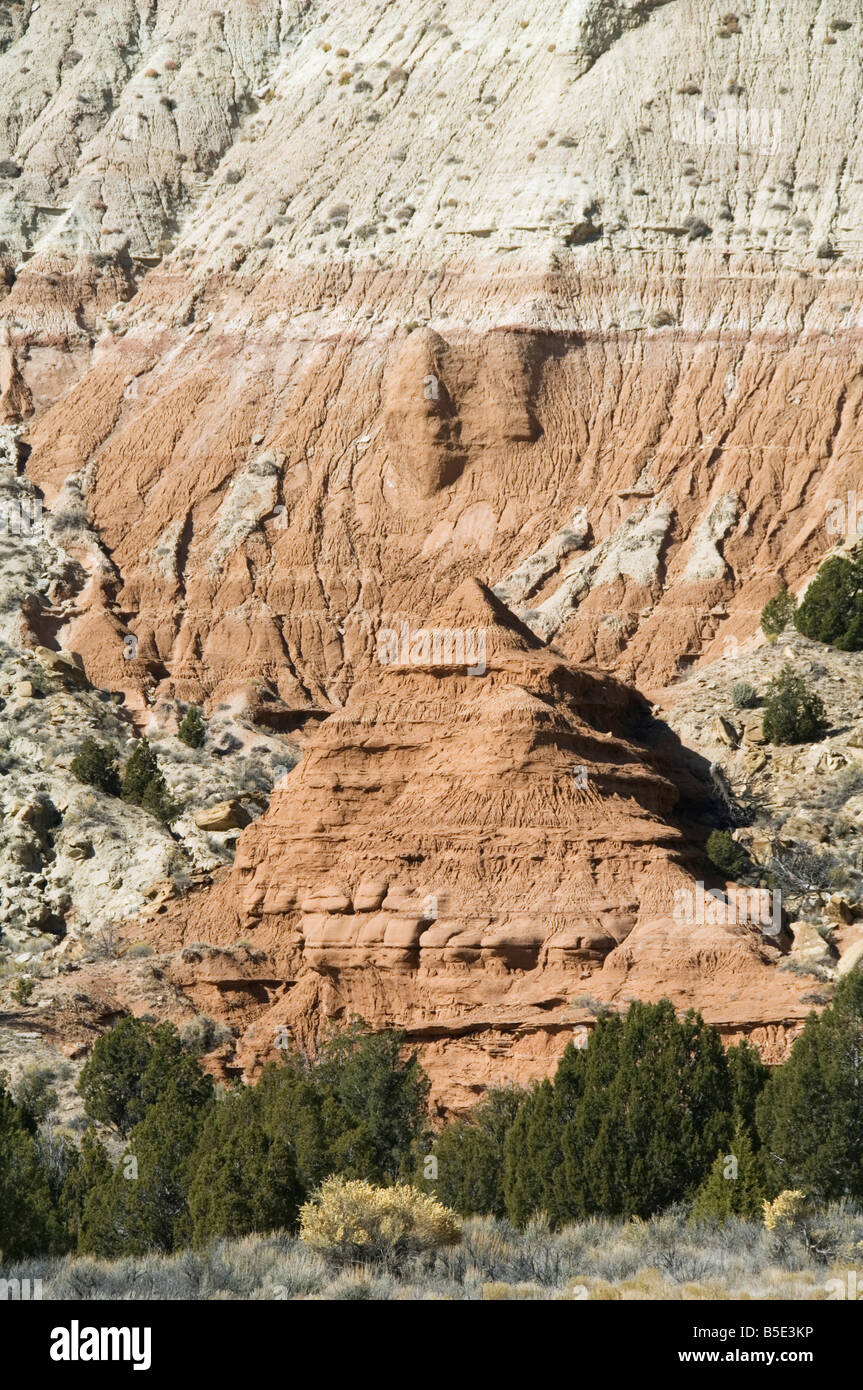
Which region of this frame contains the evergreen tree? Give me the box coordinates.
[794,552,863,651]
[59,1128,117,1256]
[187,1086,302,1244]
[431,1087,522,1217]
[78,1017,188,1135]
[726,1039,769,1142]
[251,1020,431,1196]
[70,737,121,796]
[762,665,828,745]
[105,1055,214,1254]
[254,1058,338,1193]
[315,1020,431,1183]
[756,971,863,1202]
[503,1080,560,1225]
[178,705,207,749]
[122,738,178,823]
[506,1003,735,1226]
[122,737,160,804]
[760,587,796,640]
[0,1073,59,1257]
[706,829,747,878]
[690,1120,766,1223]
[140,771,179,825]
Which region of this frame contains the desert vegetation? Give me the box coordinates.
[3,978,863,1299]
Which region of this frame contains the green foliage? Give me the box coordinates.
[77,1017,188,1136]
[731,680,759,709]
[428,1087,523,1218]
[14,1067,59,1126]
[66,1017,429,1259]
[140,773,179,825]
[177,705,207,749]
[725,1040,770,1141]
[760,587,796,640]
[0,1073,61,1258]
[122,737,178,824]
[706,829,747,878]
[59,1128,114,1255]
[762,664,828,745]
[503,1002,734,1226]
[257,1019,431,1190]
[106,1055,215,1254]
[794,553,863,651]
[11,975,35,1006]
[756,971,863,1202]
[690,1121,766,1223]
[70,736,121,796]
[187,1085,302,1245]
[121,737,159,803]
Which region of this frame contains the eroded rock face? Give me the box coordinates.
[2,0,861,1100]
[1,0,861,708]
[148,582,811,1109]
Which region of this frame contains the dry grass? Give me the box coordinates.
[5,1205,863,1300]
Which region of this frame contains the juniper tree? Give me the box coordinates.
[794,552,863,651]
[70,736,121,796]
[430,1086,523,1217]
[762,665,827,745]
[178,705,207,749]
[187,1085,303,1244]
[756,971,863,1202]
[0,1073,59,1257]
[690,1120,766,1223]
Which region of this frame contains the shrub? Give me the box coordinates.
[187,1085,302,1245]
[14,1067,59,1126]
[731,680,759,709]
[122,737,159,803]
[706,829,747,877]
[503,1001,734,1226]
[122,738,178,823]
[177,705,207,749]
[761,664,828,744]
[11,976,35,1006]
[762,1189,809,1233]
[794,553,863,650]
[760,587,796,640]
[78,1017,187,1136]
[140,775,179,825]
[299,1178,461,1266]
[70,737,121,795]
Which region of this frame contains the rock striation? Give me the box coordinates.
[150,581,810,1108]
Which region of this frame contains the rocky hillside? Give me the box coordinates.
[1,0,861,704]
[2,0,863,1104]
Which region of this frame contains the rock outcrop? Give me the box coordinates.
[1,0,861,1102]
[148,581,810,1109]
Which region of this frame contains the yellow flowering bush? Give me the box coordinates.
[763,1190,810,1232]
[299,1178,461,1265]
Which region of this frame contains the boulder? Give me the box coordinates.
[194,799,253,832]
[712,715,740,747]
